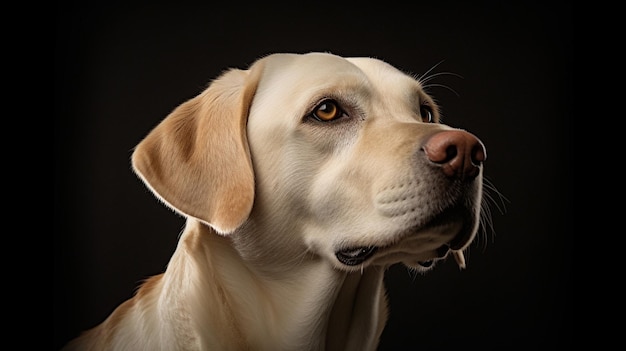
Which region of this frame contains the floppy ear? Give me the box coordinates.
[131,61,264,234]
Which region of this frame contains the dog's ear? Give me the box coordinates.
[131,61,264,234]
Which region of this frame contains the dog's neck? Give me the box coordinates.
[161,218,387,350]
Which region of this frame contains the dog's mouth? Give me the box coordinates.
[334,206,476,270]
[335,246,442,267]
[335,245,466,270]
[335,244,465,269]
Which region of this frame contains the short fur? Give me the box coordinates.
[63,52,486,351]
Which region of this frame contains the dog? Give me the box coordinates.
[63,52,486,351]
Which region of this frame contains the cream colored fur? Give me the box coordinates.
[63,52,485,351]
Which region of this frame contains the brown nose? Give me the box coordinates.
[423,130,486,179]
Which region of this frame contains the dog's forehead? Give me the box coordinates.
[257,53,421,92]
[259,53,365,88]
[345,56,422,89]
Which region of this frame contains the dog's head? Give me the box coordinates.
[132,52,485,273]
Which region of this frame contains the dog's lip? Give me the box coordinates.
[335,242,450,268]
[335,246,379,266]
[417,244,450,267]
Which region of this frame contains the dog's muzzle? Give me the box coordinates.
[334,129,485,270]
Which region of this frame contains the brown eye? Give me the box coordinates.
[312,99,342,122]
[420,104,434,123]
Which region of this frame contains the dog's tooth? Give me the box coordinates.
[453,251,466,269]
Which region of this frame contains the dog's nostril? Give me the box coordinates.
[444,145,456,158]
[471,143,486,165]
[423,130,486,179]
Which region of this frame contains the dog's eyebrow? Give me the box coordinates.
[415,87,439,106]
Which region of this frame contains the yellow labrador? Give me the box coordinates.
[63,52,486,351]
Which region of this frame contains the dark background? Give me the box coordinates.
[55,2,572,350]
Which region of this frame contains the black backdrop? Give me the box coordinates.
[55,2,572,349]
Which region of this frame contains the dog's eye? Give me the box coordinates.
[312,99,343,122]
[420,104,435,123]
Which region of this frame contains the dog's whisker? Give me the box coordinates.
[474,177,508,252]
[421,83,461,97]
[476,203,493,252]
[417,59,446,82]
[415,60,464,99]
[405,267,420,281]
[483,178,509,215]
[419,71,464,85]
